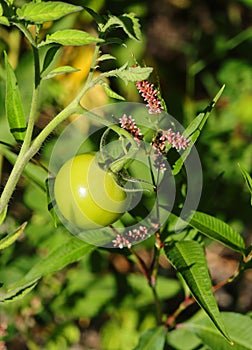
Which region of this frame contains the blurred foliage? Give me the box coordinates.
[0,0,252,349]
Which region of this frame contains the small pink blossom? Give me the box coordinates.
[112,226,149,248]
[119,114,143,143]
[136,80,163,114]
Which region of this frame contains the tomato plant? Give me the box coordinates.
[54,153,128,229]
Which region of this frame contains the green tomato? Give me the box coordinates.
[54,153,127,229]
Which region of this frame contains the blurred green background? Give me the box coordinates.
[0,0,252,349]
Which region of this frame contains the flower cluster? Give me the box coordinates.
[119,114,143,143]
[152,129,190,152]
[136,80,163,114]
[112,226,149,249]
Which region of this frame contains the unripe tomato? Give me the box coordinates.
[54,153,127,229]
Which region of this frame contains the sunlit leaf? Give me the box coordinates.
[0,222,27,250]
[16,1,82,24]
[133,326,167,350]
[165,240,231,343]
[41,29,104,47]
[42,65,80,80]
[104,65,153,85]
[189,211,245,253]
[0,16,9,26]
[186,312,252,349]
[101,82,125,100]
[172,85,225,176]
[97,54,116,62]
[4,52,26,143]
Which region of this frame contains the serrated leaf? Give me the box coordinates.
[0,222,27,250]
[238,163,252,205]
[41,29,104,47]
[42,65,80,80]
[187,312,252,349]
[134,326,167,350]
[189,211,245,253]
[105,65,153,85]
[4,52,26,143]
[165,240,231,343]
[102,13,141,41]
[3,236,94,302]
[101,82,125,100]
[172,85,225,176]
[16,1,82,24]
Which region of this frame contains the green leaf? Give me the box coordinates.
[105,65,153,85]
[0,222,27,250]
[164,240,231,343]
[41,45,61,74]
[0,280,38,303]
[0,16,10,26]
[97,54,116,62]
[238,163,252,205]
[133,326,167,350]
[189,211,245,253]
[41,29,104,47]
[102,13,141,41]
[16,1,82,24]
[42,65,80,80]
[187,312,252,349]
[101,82,125,100]
[83,6,104,25]
[4,52,26,143]
[1,236,94,302]
[172,85,225,176]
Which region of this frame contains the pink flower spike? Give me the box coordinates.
[119,114,143,143]
[136,80,163,114]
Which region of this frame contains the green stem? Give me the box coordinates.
[0,44,101,214]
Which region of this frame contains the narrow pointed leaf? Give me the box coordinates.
[42,65,80,80]
[41,29,104,47]
[0,222,27,250]
[238,163,252,205]
[187,312,252,349]
[41,45,61,73]
[134,326,167,350]
[165,240,231,343]
[0,280,38,303]
[16,1,82,24]
[97,54,116,62]
[189,211,245,253]
[4,52,26,142]
[101,82,125,100]
[172,85,225,175]
[3,237,94,302]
